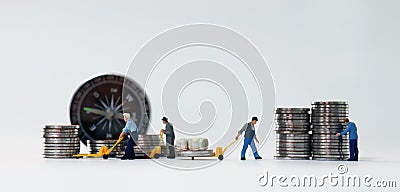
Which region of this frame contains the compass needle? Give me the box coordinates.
[110,94,115,109]
[105,95,109,106]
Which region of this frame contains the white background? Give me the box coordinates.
[0,0,399,191]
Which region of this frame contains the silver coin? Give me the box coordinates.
[43,149,80,153]
[44,147,80,150]
[312,108,348,112]
[43,134,78,138]
[276,152,311,156]
[43,153,78,156]
[311,129,341,134]
[312,145,349,148]
[312,151,349,154]
[312,101,347,105]
[274,154,311,158]
[275,114,310,118]
[277,137,311,141]
[276,107,310,110]
[276,119,310,123]
[312,157,348,161]
[312,102,348,106]
[312,106,348,109]
[311,126,346,130]
[277,142,311,146]
[42,129,79,133]
[276,149,311,152]
[312,119,346,123]
[311,112,348,116]
[276,139,311,142]
[313,135,348,140]
[312,154,350,158]
[275,130,310,134]
[277,141,311,145]
[275,124,310,128]
[275,125,311,130]
[44,137,79,142]
[43,155,76,159]
[275,122,310,126]
[44,125,80,129]
[312,143,350,146]
[312,123,346,127]
[276,113,310,116]
[277,133,311,137]
[43,141,80,145]
[274,156,310,160]
[275,118,310,121]
[43,142,81,146]
[43,132,78,135]
[87,140,119,143]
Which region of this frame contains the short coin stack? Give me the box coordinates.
[311,101,349,160]
[43,125,80,158]
[87,140,126,158]
[137,134,169,157]
[274,108,311,160]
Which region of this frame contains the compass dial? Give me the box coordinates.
[70,74,150,144]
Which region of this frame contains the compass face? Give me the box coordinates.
[70,74,150,144]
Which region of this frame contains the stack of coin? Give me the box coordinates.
[87,140,126,158]
[311,101,349,160]
[137,135,169,157]
[43,125,80,158]
[274,108,311,160]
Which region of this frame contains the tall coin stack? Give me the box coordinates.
[274,108,311,160]
[43,125,80,158]
[87,140,126,158]
[137,135,169,157]
[311,101,349,160]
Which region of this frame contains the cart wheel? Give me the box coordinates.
[218,155,224,160]
[154,154,160,159]
[103,154,109,159]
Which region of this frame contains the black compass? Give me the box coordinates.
[69,74,150,144]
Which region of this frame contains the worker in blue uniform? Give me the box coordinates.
[336,123,344,160]
[119,113,138,160]
[235,116,262,160]
[336,118,359,161]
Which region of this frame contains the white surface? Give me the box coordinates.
[1,0,400,191]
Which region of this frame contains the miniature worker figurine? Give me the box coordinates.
[119,113,138,160]
[336,118,359,161]
[235,116,262,160]
[336,123,344,160]
[161,117,175,159]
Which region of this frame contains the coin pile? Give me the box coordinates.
[274,108,311,160]
[311,101,349,160]
[42,125,80,158]
[137,134,169,157]
[87,140,126,158]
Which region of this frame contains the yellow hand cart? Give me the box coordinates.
[176,138,239,160]
[73,137,123,159]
